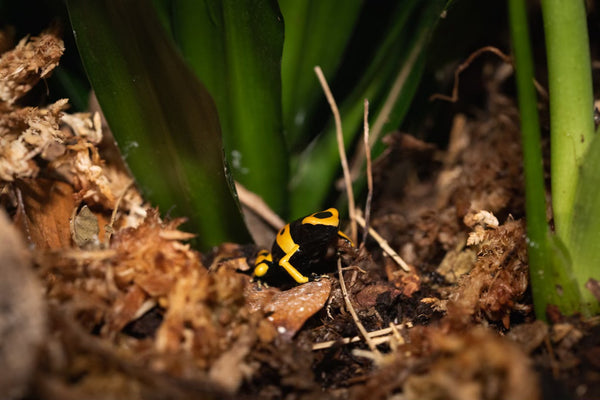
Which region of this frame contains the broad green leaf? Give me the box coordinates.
[279,0,362,150]
[568,131,600,315]
[530,232,586,318]
[289,1,448,217]
[169,0,288,216]
[67,0,251,249]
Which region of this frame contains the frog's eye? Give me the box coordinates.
[302,207,339,227]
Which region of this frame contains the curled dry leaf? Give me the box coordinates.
[15,179,75,250]
[253,279,333,340]
[71,205,100,249]
[354,283,402,310]
[384,256,421,297]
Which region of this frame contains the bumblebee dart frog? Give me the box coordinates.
[252,208,354,287]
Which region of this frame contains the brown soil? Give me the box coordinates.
[1,29,599,400]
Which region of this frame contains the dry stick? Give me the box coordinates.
[312,323,405,351]
[361,99,374,248]
[235,181,285,230]
[429,46,511,103]
[337,258,381,356]
[354,213,411,272]
[105,180,135,245]
[314,66,357,244]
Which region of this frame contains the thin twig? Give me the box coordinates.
[337,258,380,356]
[314,66,357,243]
[354,213,411,272]
[235,181,285,230]
[105,179,135,245]
[429,46,512,103]
[312,323,405,351]
[361,99,373,248]
[389,322,404,345]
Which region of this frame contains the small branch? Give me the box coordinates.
[312,323,406,351]
[235,181,285,230]
[105,179,135,244]
[361,99,374,248]
[354,213,411,272]
[429,46,511,103]
[337,258,380,356]
[314,66,357,243]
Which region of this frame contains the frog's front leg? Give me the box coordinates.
[278,244,309,284]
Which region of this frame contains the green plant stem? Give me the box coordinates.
[541,0,594,244]
[508,0,550,319]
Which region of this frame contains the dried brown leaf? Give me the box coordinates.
[355,283,402,309]
[71,205,100,249]
[263,279,332,340]
[15,178,75,249]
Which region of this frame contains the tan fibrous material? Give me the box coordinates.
[0,29,64,104]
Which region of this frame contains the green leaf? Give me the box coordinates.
[67,0,251,249]
[169,0,288,216]
[289,1,448,217]
[568,132,600,315]
[536,232,586,317]
[279,0,362,150]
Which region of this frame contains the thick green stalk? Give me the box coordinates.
[541,0,594,243]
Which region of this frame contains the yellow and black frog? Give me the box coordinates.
[252,208,353,287]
